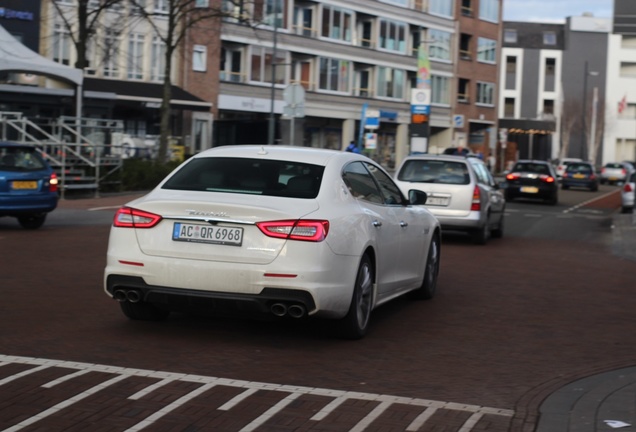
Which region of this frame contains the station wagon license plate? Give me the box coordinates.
[426,196,449,206]
[172,223,243,246]
[573,174,586,179]
[12,181,37,190]
[521,186,539,193]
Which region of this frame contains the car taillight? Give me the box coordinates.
[48,172,58,192]
[624,183,633,193]
[601,168,606,174]
[113,207,162,228]
[540,175,555,183]
[471,186,481,211]
[506,173,520,181]
[590,174,596,180]
[622,169,626,175]
[257,220,329,242]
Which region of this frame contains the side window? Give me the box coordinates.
[470,160,491,185]
[342,162,384,204]
[364,162,405,205]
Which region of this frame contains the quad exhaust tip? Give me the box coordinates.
[270,302,306,318]
[113,289,142,303]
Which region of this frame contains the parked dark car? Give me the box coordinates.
[0,141,59,229]
[504,160,559,205]
[561,161,599,191]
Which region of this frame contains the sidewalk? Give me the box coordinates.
[536,211,636,432]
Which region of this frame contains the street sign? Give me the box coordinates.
[453,114,464,128]
[411,88,431,106]
[283,83,305,105]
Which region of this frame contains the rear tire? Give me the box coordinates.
[120,301,170,321]
[339,255,374,340]
[411,235,440,300]
[18,214,46,229]
[472,222,490,245]
[491,214,504,239]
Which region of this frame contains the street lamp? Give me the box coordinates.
[581,61,599,160]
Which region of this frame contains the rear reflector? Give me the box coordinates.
[257,220,329,242]
[119,260,145,267]
[264,273,298,278]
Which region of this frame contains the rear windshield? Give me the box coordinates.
[162,157,324,199]
[0,147,47,171]
[604,163,623,169]
[512,163,551,175]
[565,163,593,173]
[397,160,470,185]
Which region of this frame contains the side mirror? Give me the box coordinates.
[409,189,428,205]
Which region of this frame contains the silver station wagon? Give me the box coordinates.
[394,154,505,245]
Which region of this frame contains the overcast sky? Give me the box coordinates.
[503,0,614,23]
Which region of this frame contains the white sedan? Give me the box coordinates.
[104,146,441,339]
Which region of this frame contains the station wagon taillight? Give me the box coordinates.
[113,207,162,228]
[540,175,555,183]
[471,186,481,211]
[506,173,520,181]
[257,220,329,242]
[624,183,633,193]
[49,173,58,192]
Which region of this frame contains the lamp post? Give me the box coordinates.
[268,20,278,145]
[581,61,599,160]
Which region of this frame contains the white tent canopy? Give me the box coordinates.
[0,23,83,120]
[0,24,83,85]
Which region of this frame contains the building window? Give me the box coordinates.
[103,30,120,78]
[319,57,350,92]
[476,82,495,105]
[254,0,286,28]
[504,28,517,43]
[543,99,554,115]
[355,69,372,97]
[321,5,352,42]
[458,78,469,103]
[459,33,472,60]
[477,37,496,63]
[479,0,499,22]
[52,23,71,66]
[154,0,168,13]
[294,5,315,36]
[505,56,516,90]
[193,45,207,72]
[127,33,145,80]
[504,97,515,117]
[461,0,472,17]
[220,46,243,82]
[151,36,166,82]
[428,29,451,61]
[429,0,453,18]
[250,46,285,84]
[544,57,556,92]
[543,31,556,45]
[376,67,405,99]
[360,21,373,48]
[431,75,450,105]
[378,19,407,53]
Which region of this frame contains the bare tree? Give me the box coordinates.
[131,0,251,163]
[48,0,127,70]
[558,98,579,161]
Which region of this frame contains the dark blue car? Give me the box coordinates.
[0,142,59,229]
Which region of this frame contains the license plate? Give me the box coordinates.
[12,181,37,190]
[521,186,539,193]
[609,177,617,181]
[573,174,585,179]
[426,197,448,206]
[172,223,243,246]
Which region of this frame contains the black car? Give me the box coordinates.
[504,160,558,205]
[561,161,599,191]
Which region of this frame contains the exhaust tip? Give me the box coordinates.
[113,289,128,302]
[270,303,288,317]
[288,304,306,319]
[126,290,142,303]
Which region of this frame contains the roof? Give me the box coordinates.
[0,24,82,86]
[84,78,212,111]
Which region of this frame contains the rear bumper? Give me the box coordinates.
[0,194,58,216]
[106,274,317,317]
[432,211,483,231]
[562,178,597,189]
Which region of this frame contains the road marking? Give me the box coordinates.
[0,354,514,432]
[563,189,619,214]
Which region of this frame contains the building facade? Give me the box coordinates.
[453,0,501,166]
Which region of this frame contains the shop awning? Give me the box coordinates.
[84,78,212,112]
